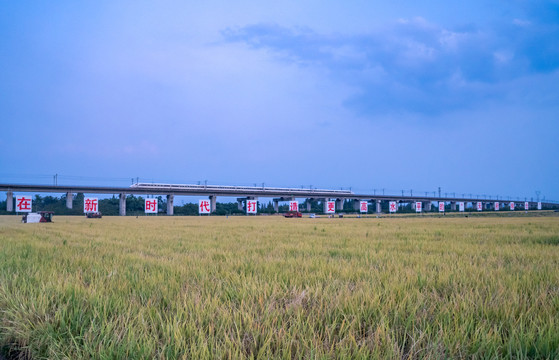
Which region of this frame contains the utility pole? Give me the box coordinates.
[438,187,441,198]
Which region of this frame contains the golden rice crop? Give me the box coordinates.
[0,215,558,359]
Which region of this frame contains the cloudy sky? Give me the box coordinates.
[1,1,558,201]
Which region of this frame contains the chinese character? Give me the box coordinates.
[360,202,367,212]
[17,197,31,211]
[145,199,157,213]
[247,200,257,213]
[289,201,298,211]
[84,198,98,212]
[199,200,210,213]
[327,202,335,212]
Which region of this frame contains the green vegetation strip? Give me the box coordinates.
[1,216,558,359]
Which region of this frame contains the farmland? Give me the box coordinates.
[1,215,558,359]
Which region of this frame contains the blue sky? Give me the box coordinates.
[1,1,558,201]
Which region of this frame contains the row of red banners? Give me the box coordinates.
[12,196,543,214]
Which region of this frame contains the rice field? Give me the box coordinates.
[0,214,558,359]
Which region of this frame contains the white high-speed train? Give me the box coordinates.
[130,183,353,194]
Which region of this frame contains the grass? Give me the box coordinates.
[0,215,558,359]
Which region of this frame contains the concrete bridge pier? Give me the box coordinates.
[306,199,313,212]
[376,199,382,213]
[237,198,244,211]
[273,197,293,213]
[336,198,344,211]
[423,201,432,212]
[210,195,217,213]
[353,199,361,211]
[167,195,174,215]
[450,202,457,211]
[6,191,13,212]
[119,193,126,216]
[66,192,73,209]
[486,202,493,210]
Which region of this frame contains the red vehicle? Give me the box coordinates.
[21,211,53,223]
[284,211,302,218]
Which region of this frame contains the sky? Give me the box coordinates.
[1,0,558,202]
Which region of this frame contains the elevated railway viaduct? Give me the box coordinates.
[1,183,556,215]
